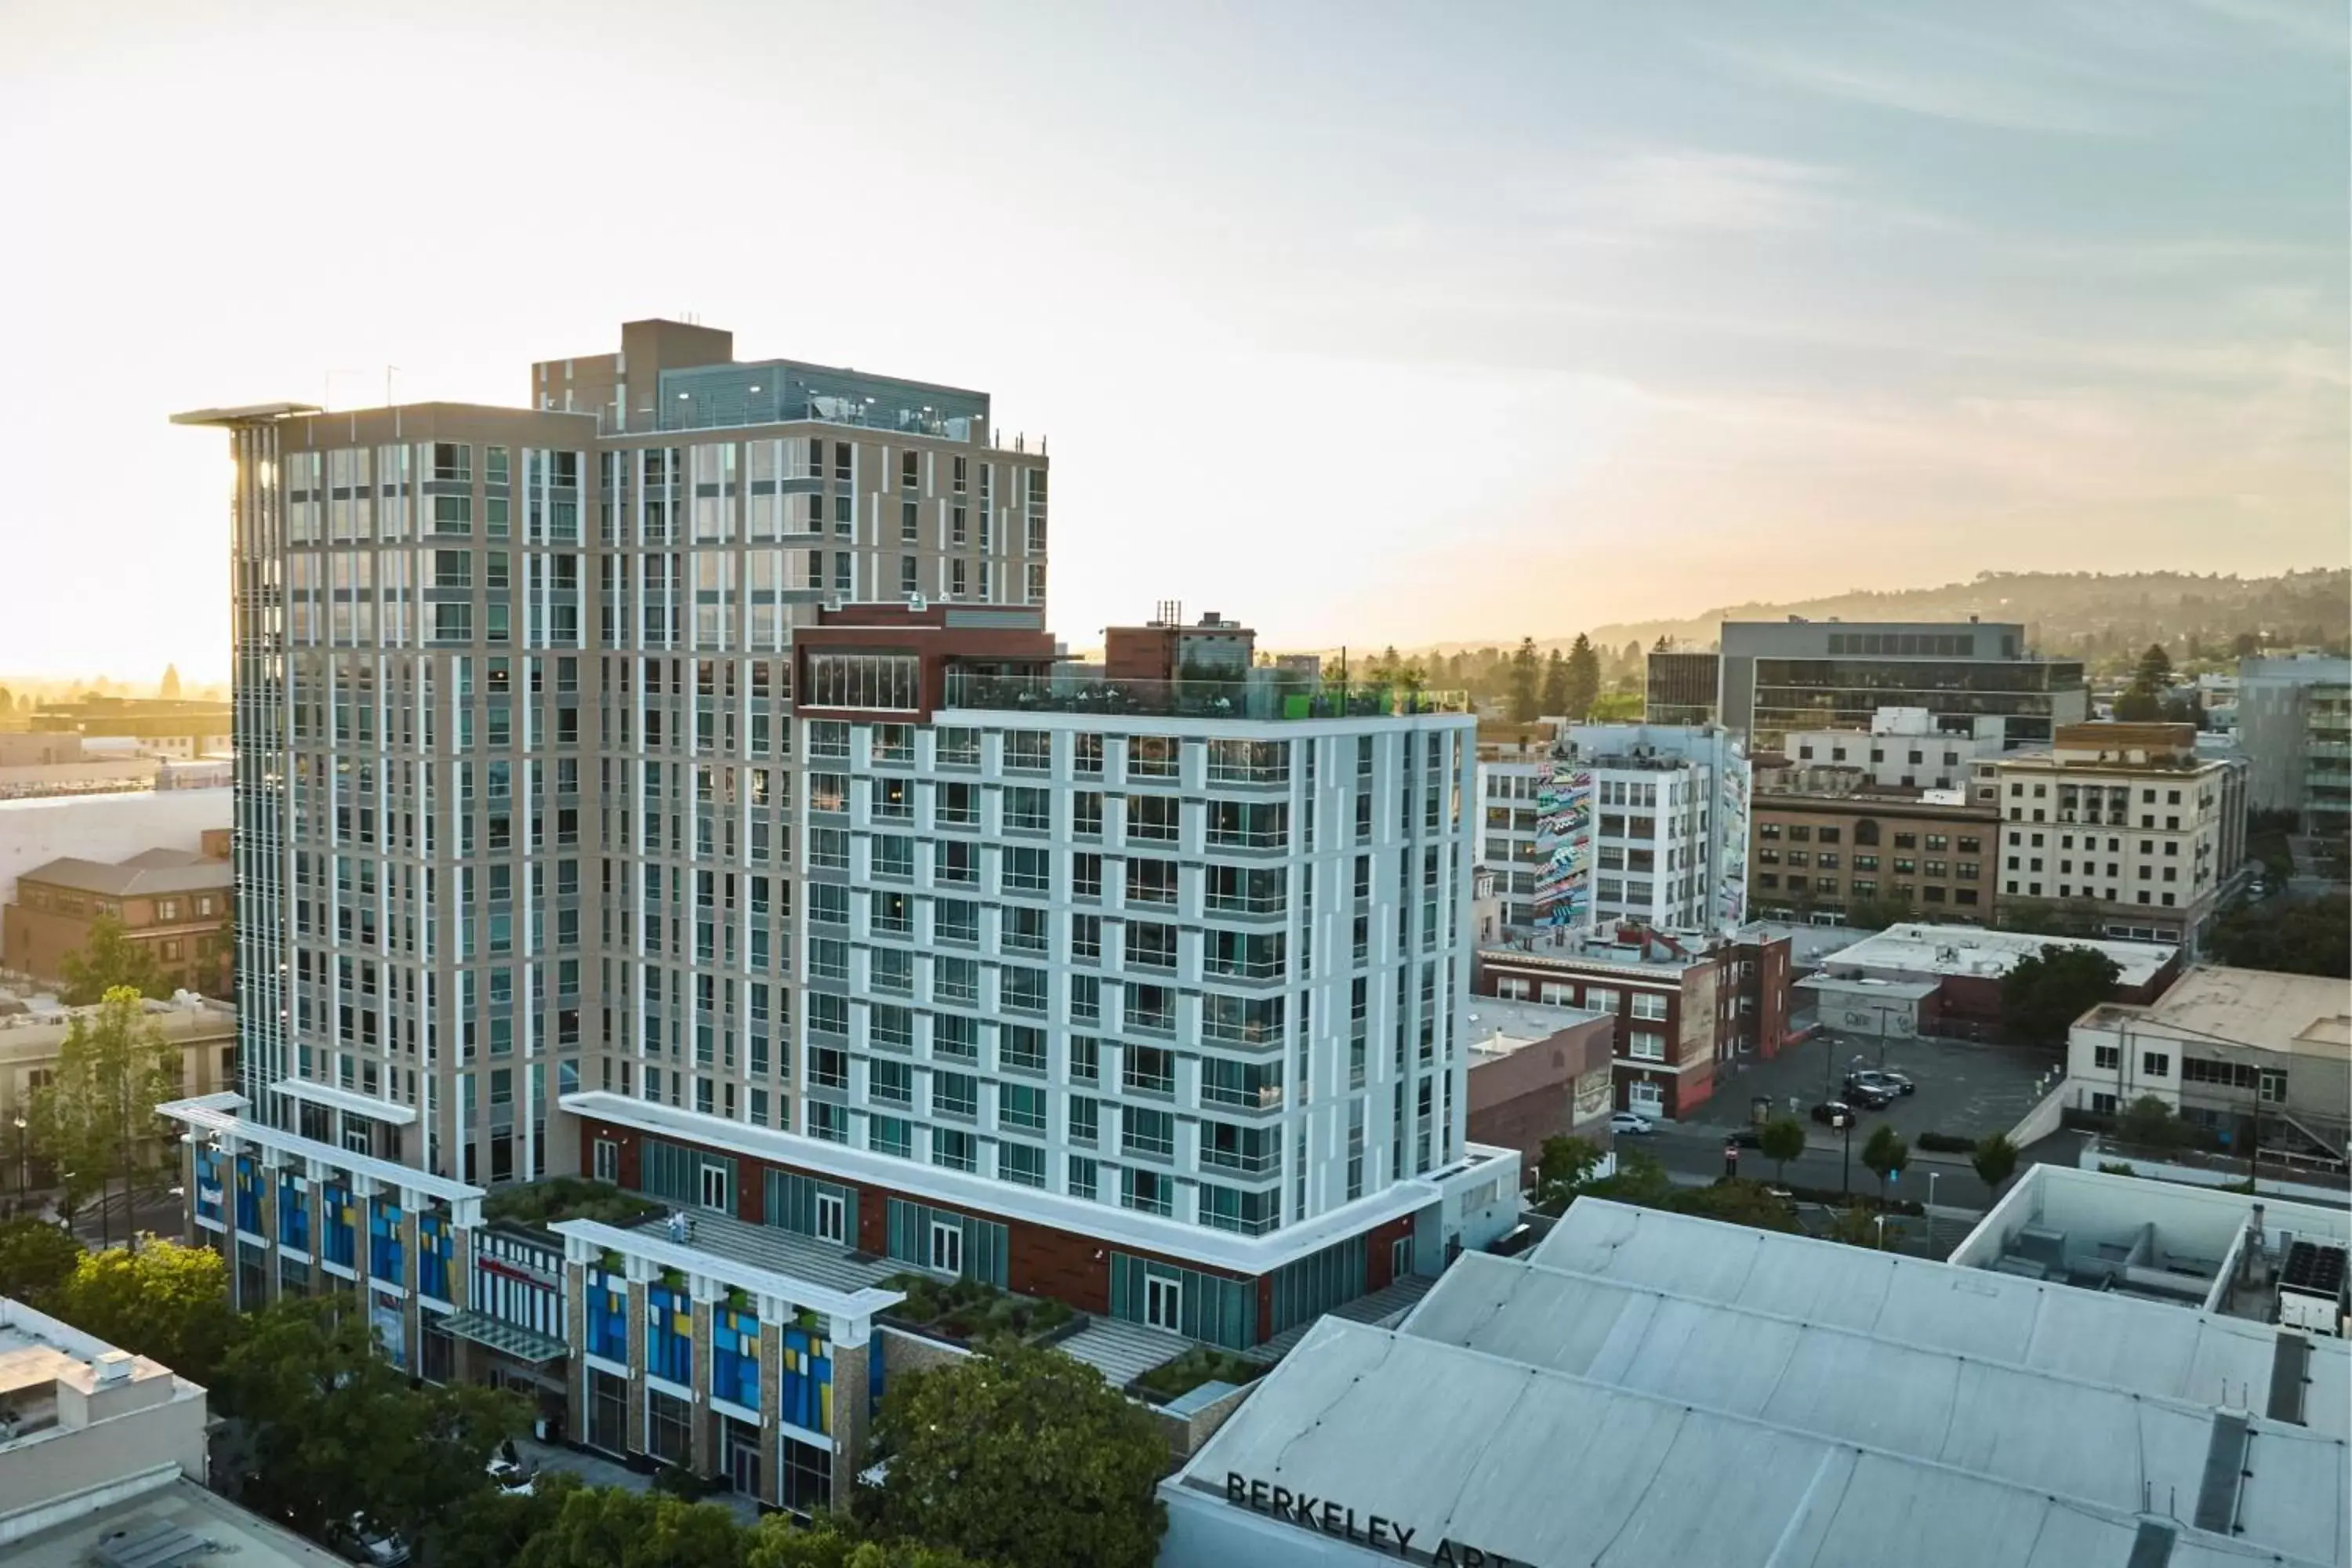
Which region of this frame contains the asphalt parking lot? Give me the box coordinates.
[1684,1031,2058,1146]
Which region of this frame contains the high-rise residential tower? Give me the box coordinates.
[165,321,1516,1508]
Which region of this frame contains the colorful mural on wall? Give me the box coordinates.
[1715,758,1751,929]
[1534,759,1595,929]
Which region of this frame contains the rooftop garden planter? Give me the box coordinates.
[879,1272,1076,1345]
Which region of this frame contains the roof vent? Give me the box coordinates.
[93,1349,135,1384]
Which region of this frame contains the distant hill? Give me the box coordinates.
[1410,568,2349,664]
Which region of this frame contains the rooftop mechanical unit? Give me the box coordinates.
[2277,1239,2348,1338]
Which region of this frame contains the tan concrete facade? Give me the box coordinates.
[1748,789,1998,925]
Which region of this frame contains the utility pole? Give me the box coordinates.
[1841,1109,1854,1198]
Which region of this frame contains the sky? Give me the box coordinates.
[1,0,2343,682]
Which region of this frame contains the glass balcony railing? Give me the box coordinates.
[942,670,1469,722]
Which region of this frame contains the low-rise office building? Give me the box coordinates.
[1769,705,2005,792]
[1460,996,1615,1184]
[0,793,231,952]
[1160,1185,2351,1568]
[1981,723,2249,949]
[2237,655,2351,834]
[1749,783,1999,926]
[1800,922,2180,1039]
[1477,924,1791,1120]
[2,1293,339,1566]
[3,848,234,998]
[2063,965,2350,1179]
[27,698,233,760]
[1715,616,2088,753]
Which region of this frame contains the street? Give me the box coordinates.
[1628,1119,2092,1215]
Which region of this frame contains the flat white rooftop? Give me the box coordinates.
[2078,965,2352,1060]
[1817,921,2178,987]
[1167,1197,2349,1568]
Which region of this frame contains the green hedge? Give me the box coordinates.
[1916,1132,1978,1154]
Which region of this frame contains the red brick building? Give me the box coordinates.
[1462,998,1616,1184]
[1476,924,1791,1121]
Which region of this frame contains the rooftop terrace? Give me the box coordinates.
[941,670,1469,722]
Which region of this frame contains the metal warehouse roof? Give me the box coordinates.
[1533,1201,2352,1442]
[1402,1249,2347,1566]
[1172,1317,2327,1568]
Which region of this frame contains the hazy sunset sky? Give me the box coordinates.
[2,0,2343,681]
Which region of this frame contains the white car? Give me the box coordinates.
[1609,1111,1655,1136]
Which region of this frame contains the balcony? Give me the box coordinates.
[942,670,1469,722]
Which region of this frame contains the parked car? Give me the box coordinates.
[328,1516,411,1568]
[1809,1101,1857,1128]
[1609,1111,1656,1136]
[1845,1069,1913,1100]
[488,1439,535,1496]
[1838,1080,1896,1110]
[1729,1127,1764,1149]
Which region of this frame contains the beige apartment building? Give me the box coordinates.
[1980,723,2248,950]
[176,318,1052,1189]
[1748,787,1998,924]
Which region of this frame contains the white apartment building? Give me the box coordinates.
[169,321,1519,1414]
[1775,706,2004,791]
[1477,723,1748,935]
[1980,722,2247,949]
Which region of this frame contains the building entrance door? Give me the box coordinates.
[1145,1274,1182,1332]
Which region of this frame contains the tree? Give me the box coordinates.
[873,1339,1168,1568]
[509,1483,746,1568]
[159,663,182,699]
[2111,686,2164,722]
[1860,1124,1908,1204]
[27,985,180,1247]
[1508,638,1540,724]
[746,1519,985,1568]
[2133,643,2173,689]
[216,1294,525,1544]
[1530,1134,1602,1214]
[1970,1132,2020,1199]
[0,1215,83,1301]
[1759,1117,1807,1183]
[46,1239,236,1386]
[2114,1094,2190,1152]
[2001,943,2122,1046]
[2211,895,2350,978]
[1564,633,1601,720]
[59,916,171,1005]
[1541,648,1570,717]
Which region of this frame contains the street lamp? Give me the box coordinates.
[1927,1170,1940,1251]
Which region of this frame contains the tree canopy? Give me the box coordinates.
[1759,1117,1807,1181]
[1564,633,1601,720]
[45,1238,237,1387]
[508,1483,747,1568]
[27,985,180,1240]
[1970,1132,2020,1198]
[1530,1134,1603,1214]
[1860,1124,1909,1203]
[60,918,172,1005]
[873,1339,1168,1568]
[1508,638,1540,724]
[0,1216,84,1301]
[215,1294,525,1544]
[2210,895,2350,978]
[2001,943,2122,1046]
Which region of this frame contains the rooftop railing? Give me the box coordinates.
[941,670,1470,722]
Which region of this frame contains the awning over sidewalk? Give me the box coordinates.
[438,1311,568,1365]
